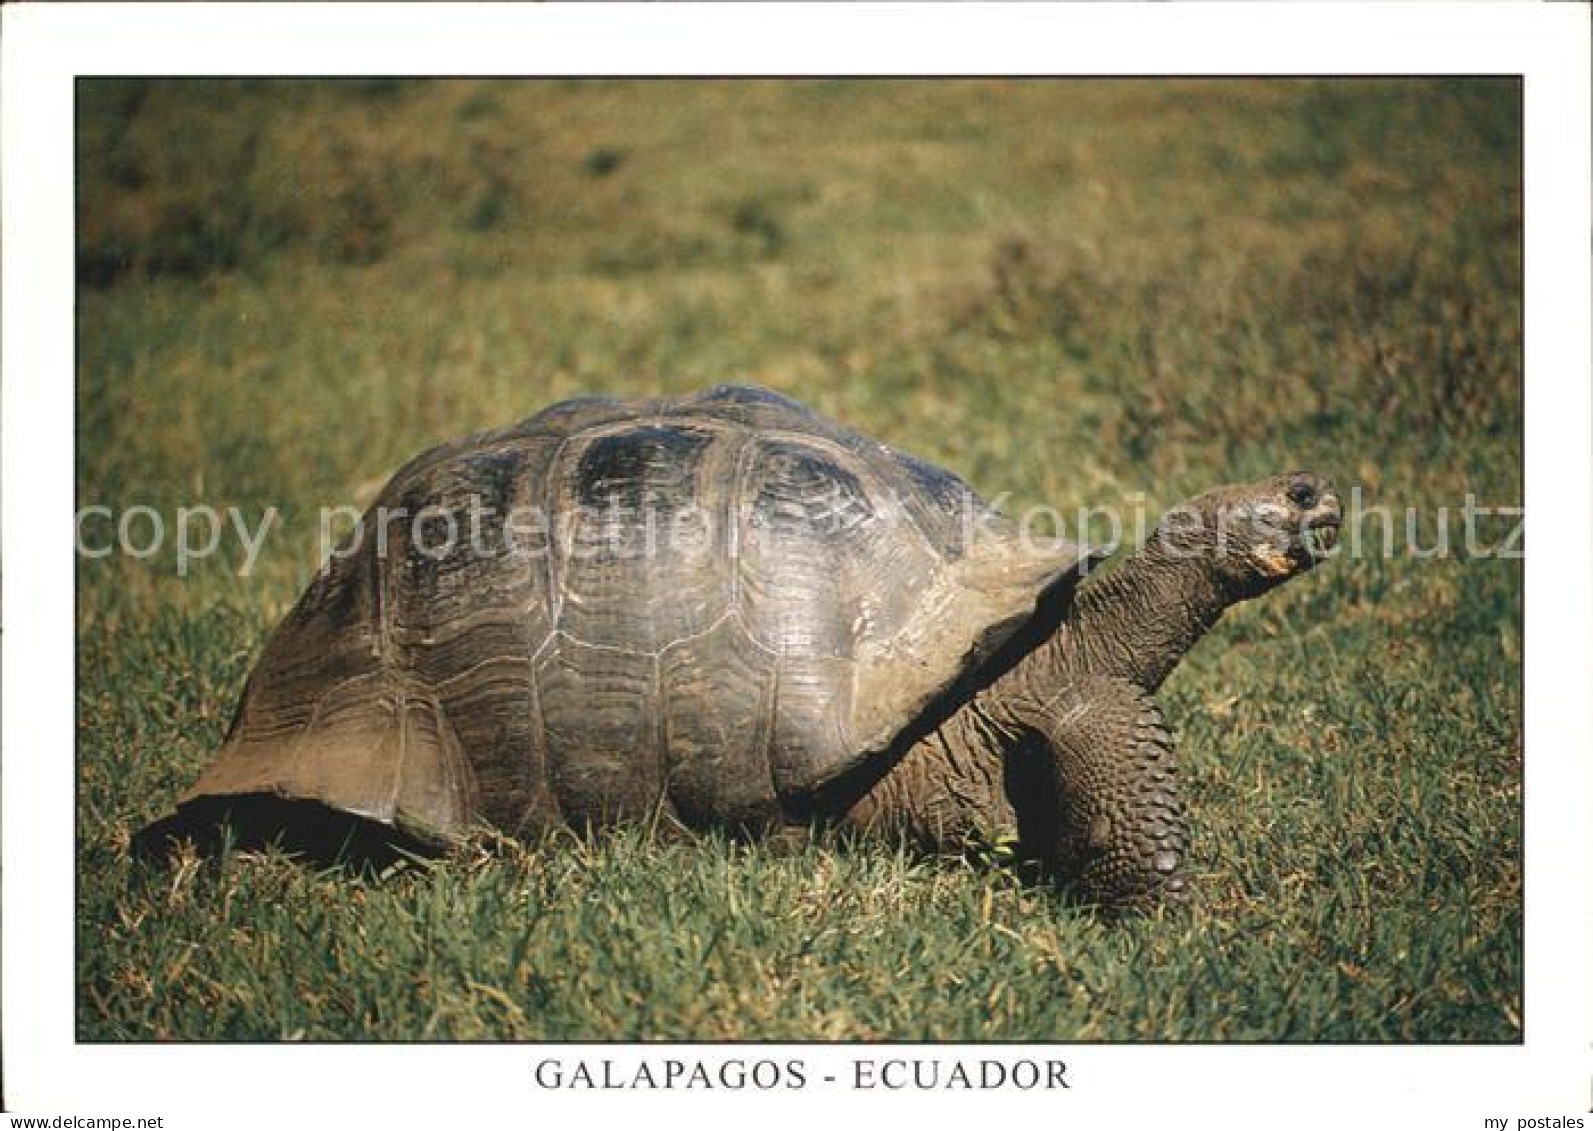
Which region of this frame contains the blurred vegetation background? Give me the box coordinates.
[77,79,1520,1041]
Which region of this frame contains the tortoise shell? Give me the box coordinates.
[160,385,1095,843]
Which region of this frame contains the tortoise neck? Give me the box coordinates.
[1014,539,1233,695]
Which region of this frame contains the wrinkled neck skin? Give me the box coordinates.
[1001,533,1239,701]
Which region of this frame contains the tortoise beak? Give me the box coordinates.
[1301,489,1343,559]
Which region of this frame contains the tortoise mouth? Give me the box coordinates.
[1297,511,1342,563]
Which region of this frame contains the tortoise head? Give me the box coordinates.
[1153,472,1343,599]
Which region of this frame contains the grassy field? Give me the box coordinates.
[75,79,1522,1041]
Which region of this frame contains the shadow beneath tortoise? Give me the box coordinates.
[130,794,442,873]
[129,796,1172,917]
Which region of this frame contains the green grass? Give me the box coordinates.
[76,78,1521,1041]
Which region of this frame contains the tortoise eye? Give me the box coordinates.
[1287,482,1317,509]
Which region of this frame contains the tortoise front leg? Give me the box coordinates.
[1001,677,1189,911]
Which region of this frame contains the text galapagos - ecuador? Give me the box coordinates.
[531,1057,1070,1091]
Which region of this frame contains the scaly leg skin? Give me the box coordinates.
[1001,676,1189,912]
[835,703,1019,854]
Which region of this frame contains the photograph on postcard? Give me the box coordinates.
[74,77,1521,1044]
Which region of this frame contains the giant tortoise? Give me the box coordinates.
[138,385,1341,910]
